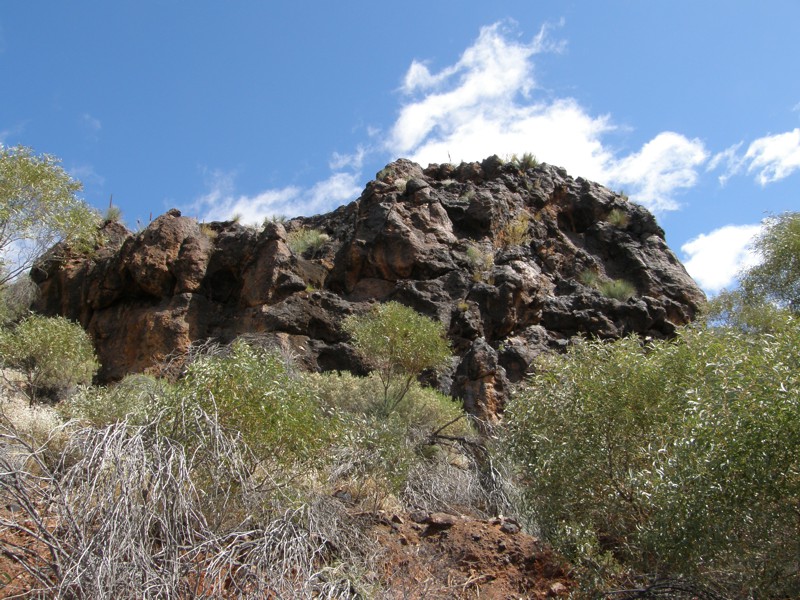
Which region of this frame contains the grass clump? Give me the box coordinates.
[511,152,538,169]
[496,211,532,248]
[606,208,630,228]
[598,278,636,301]
[579,269,636,301]
[465,244,494,282]
[286,227,330,257]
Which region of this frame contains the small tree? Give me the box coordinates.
[0,145,100,285]
[740,211,800,311]
[343,302,451,416]
[0,314,99,402]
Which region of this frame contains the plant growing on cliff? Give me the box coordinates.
[465,244,494,282]
[496,211,532,248]
[287,227,330,257]
[606,208,629,228]
[343,302,451,416]
[0,145,100,286]
[0,314,98,402]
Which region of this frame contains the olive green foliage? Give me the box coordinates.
[0,314,99,402]
[606,208,629,228]
[309,370,472,496]
[579,269,636,301]
[597,278,636,301]
[506,323,800,598]
[0,146,100,285]
[343,302,452,416]
[64,373,171,427]
[179,340,334,467]
[508,152,538,169]
[286,227,330,257]
[0,275,38,325]
[741,212,800,311]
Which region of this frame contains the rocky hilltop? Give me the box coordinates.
[32,156,705,419]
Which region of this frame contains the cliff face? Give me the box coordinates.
[32,156,705,420]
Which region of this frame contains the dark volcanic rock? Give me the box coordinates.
[32,156,705,419]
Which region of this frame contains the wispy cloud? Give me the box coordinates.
[189,169,362,225]
[744,128,800,185]
[708,128,800,186]
[387,21,708,214]
[68,164,106,188]
[681,223,762,294]
[608,132,708,212]
[80,113,102,141]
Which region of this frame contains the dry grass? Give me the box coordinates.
[0,405,380,598]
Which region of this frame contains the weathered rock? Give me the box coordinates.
[32,156,705,419]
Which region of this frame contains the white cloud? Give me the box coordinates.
[609,132,708,212]
[330,146,366,170]
[681,224,763,294]
[707,142,745,185]
[744,128,800,185]
[189,169,362,225]
[387,22,708,214]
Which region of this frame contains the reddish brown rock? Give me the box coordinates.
[32,156,706,418]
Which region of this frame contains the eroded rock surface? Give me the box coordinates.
[32,156,705,419]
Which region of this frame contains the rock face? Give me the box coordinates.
[32,157,705,420]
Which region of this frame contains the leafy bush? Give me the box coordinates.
[178,340,335,468]
[0,275,38,325]
[343,302,451,416]
[286,227,330,257]
[64,373,170,426]
[505,322,800,598]
[0,314,98,402]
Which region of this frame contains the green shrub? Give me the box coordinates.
[178,340,335,468]
[64,373,170,426]
[505,322,800,598]
[343,302,451,416]
[0,314,98,402]
[0,275,38,325]
[308,370,473,504]
[286,227,330,257]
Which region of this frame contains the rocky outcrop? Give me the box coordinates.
[32,156,705,420]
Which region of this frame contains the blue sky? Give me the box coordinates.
[2,2,799,295]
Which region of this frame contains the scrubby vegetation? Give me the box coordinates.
[505,212,800,599]
[286,227,330,257]
[0,301,494,597]
[0,147,798,597]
